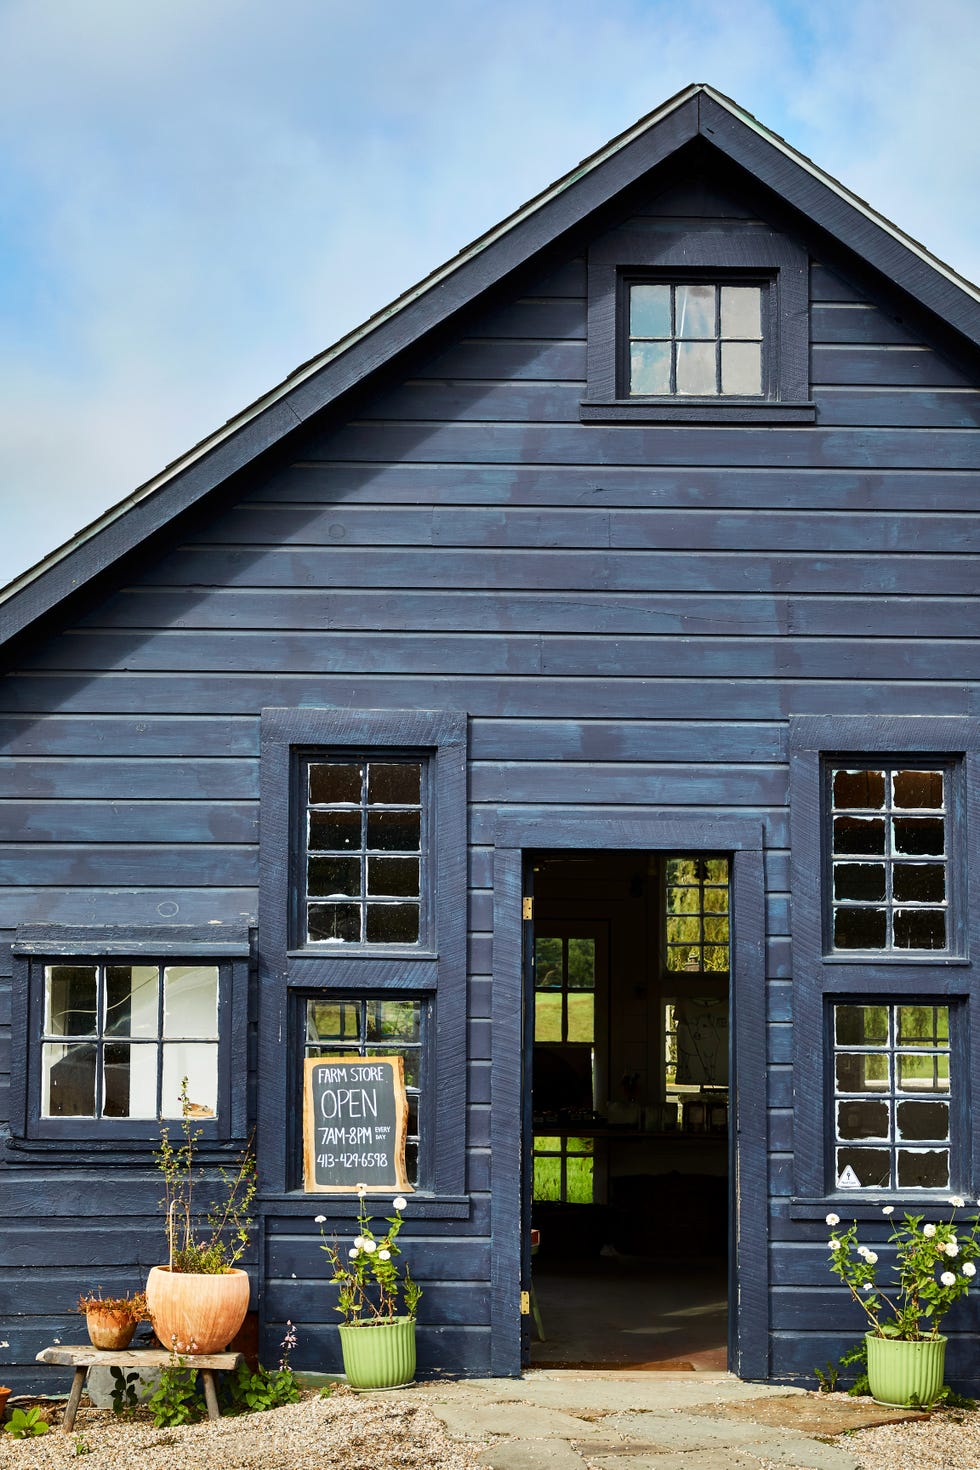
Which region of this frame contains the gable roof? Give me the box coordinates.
[3,82,979,647]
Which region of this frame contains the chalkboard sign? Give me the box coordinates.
[303,1055,412,1194]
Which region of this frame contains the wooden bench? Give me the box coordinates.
[35,1345,244,1430]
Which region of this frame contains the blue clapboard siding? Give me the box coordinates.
[0,165,978,1393]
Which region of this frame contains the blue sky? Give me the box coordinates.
[2,0,979,589]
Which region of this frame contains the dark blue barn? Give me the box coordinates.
[2,83,980,1389]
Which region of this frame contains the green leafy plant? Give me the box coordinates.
[73,1436,92,1456]
[813,1361,838,1393]
[825,1198,980,1340]
[4,1406,49,1438]
[109,1366,141,1416]
[318,1187,421,1324]
[156,1077,256,1274]
[147,1355,204,1428]
[222,1323,301,1414]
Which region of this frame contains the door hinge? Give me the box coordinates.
[520,1290,530,1315]
[522,897,533,920]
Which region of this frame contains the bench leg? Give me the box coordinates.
[200,1370,220,1422]
[62,1367,87,1432]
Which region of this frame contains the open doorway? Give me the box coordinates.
[525,850,730,1370]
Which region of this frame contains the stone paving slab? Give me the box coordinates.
[475,1442,587,1470]
[432,1401,609,1442]
[688,1392,930,1436]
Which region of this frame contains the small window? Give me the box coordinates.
[533,1134,594,1204]
[828,763,950,952]
[627,281,765,397]
[304,996,423,1186]
[301,756,426,947]
[832,1001,952,1190]
[41,962,219,1121]
[664,855,730,973]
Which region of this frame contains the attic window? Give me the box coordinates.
[582,226,814,424]
[628,282,766,397]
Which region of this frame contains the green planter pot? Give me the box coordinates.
[865,1332,946,1408]
[337,1316,417,1390]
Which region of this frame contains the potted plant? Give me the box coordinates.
[318,1185,421,1389]
[77,1290,148,1350]
[825,1196,980,1406]
[146,1079,256,1355]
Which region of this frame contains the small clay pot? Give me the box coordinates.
[85,1305,137,1351]
[0,1386,10,1420]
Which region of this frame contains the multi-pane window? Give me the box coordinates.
[302,757,425,946]
[305,997,422,1185]
[532,1135,594,1204]
[532,932,597,1203]
[829,765,949,951]
[833,1003,952,1190]
[627,282,765,397]
[664,857,730,974]
[41,963,219,1120]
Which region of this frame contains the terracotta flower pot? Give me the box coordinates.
[0,1387,10,1421]
[146,1265,250,1355]
[85,1305,137,1351]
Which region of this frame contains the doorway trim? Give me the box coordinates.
[490,813,767,1378]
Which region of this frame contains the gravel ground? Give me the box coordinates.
[829,1408,980,1470]
[0,1391,485,1470]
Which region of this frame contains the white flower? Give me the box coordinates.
[857,1246,869,1258]
[923,1223,937,1238]
[356,1182,368,1197]
[378,1249,391,1261]
[353,1236,366,1250]
[945,1241,960,1257]
[315,1214,326,1224]
[393,1196,407,1211]
[941,1271,957,1286]
[865,1250,878,1264]
[348,1246,360,1258]
[951,1196,965,1208]
[363,1239,377,1253]
[825,1213,840,1227]
[882,1206,894,1216]
[963,1262,976,1278]
[863,1283,874,1292]
[829,1239,841,1251]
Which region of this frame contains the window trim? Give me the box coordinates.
[581,226,813,423]
[258,707,467,1200]
[9,923,249,1151]
[788,716,980,1205]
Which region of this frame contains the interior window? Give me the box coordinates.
[833,1002,951,1190]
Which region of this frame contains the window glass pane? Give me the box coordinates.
[307,1000,361,1043]
[836,1147,890,1189]
[898,1053,949,1093]
[42,1042,96,1117]
[163,966,218,1040]
[105,965,159,1038]
[565,996,594,1043]
[676,341,715,394]
[308,902,361,943]
[103,1042,158,1119]
[897,1149,949,1189]
[367,763,421,805]
[897,1006,949,1046]
[669,886,701,914]
[721,341,761,395]
[893,819,945,856]
[565,1154,594,1203]
[720,285,762,337]
[630,284,670,337]
[309,763,363,805]
[309,855,361,898]
[833,769,885,808]
[372,1045,421,1090]
[365,903,420,944]
[309,810,361,851]
[365,1000,421,1044]
[533,1154,561,1202]
[893,864,945,903]
[666,858,698,884]
[704,915,729,943]
[833,907,887,949]
[837,1099,889,1140]
[675,284,715,337]
[896,1100,949,1141]
[894,910,946,949]
[566,939,595,990]
[835,1005,888,1046]
[535,993,562,1042]
[367,856,419,897]
[833,863,886,902]
[630,341,670,395]
[836,1052,889,1092]
[893,770,943,808]
[704,858,728,884]
[366,809,421,852]
[45,966,97,1038]
[535,937,563,985]
[162,1043,218,1119]
[833,816,885,854]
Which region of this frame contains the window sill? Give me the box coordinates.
[264,1193,471,1220]
[579,398,817,425]
[789,1195,966,1222]
[820,951,968,966]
